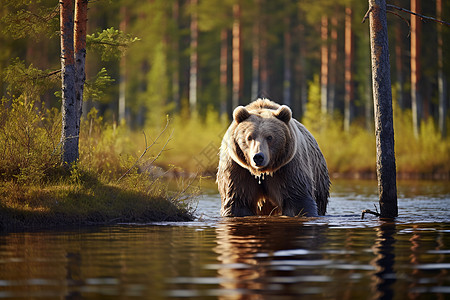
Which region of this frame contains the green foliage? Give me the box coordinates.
[3,58,59,99]
[83,68,115,102]
[0,97,61,184]
[87,27,140,61]
[0,1,59,40]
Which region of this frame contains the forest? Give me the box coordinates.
[1,0,449,180]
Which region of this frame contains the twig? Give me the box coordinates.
[361,6,373,24]
[117,117,170,182]
[387,10,411,36]
[387,4,450,27]
[361,204,381,219]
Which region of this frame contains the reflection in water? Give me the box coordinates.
[215,217,327,298]
[371,222,396,300]
[0,184,449,300]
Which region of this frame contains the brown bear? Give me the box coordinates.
[217,99,330,217]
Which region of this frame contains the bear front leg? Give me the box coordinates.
[282,195,318,217]
[220,197,254,217]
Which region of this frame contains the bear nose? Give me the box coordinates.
[253,153,265,166]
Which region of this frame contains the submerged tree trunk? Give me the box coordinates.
[437,0,447,138]
[320,16,328,114]
[189,0,198,114]
[60,0,78,166]
[232,3,243,108]
[410,0,421,138]
[368,0,398,218]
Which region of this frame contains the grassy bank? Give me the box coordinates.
[0,98,196,231]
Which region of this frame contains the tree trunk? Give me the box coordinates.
[232,3,243,108]
[394,18,404,109]
[368,0,398,219]
[328,15,337,114]
[220,29,228,117]
[251,19,260,101]
[410,0,421,138]
[298,20,307,118]
[320,16,328,114]
[74,0,87,134]
[437,0,447,138]
[344,7,354,132]
[260,19,269,97]
[60,0,78,166]
[283,16,292,107]
[119,5,128,122]
[189,0,198,114]
[172,0,181,113]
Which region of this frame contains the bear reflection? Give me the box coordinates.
[215,217,327,298]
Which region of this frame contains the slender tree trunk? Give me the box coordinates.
[410,0,421,138]
[260,19,269,97]
[437,0,447,138]
[320,16,328,114]
[189,0,198,114]
[74,0,87,134]
[172,0,180,113]
[298,21,307,118]
[232,3,243,108]
[344,7,354,132]
[251,19,260,101]
[394,19,404,109]
[328,15,337,114]
[283,17,292,106]
[220,29,228,117]
[368,0,398,218]
[119,6,128,122]
[60,0,78,166]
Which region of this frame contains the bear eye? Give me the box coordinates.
[266,135,273,141]
[247,135,253,141]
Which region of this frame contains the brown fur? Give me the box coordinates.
[217,99,330,217]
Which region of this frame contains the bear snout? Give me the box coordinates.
[253,153,265,167]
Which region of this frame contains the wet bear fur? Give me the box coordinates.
[217,99,330,217]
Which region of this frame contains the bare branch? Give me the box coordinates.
[117,117,171,182]
[387,4,450,27]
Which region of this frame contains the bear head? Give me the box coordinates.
[228,104,297,176]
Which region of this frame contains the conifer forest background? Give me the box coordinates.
[1,0,449,179]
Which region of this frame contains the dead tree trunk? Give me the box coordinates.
[283,16,292,106]
[60,0,78,166]
[368,0,398,218]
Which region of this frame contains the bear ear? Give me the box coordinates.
[274,105,292,123]
[233,106,251,123]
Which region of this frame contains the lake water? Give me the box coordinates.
[1,179,449,299]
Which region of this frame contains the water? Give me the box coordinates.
[0,179,449,299]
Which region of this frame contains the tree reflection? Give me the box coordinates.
[370,221,397,300]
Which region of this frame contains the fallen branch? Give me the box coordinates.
[361,204,381,219]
